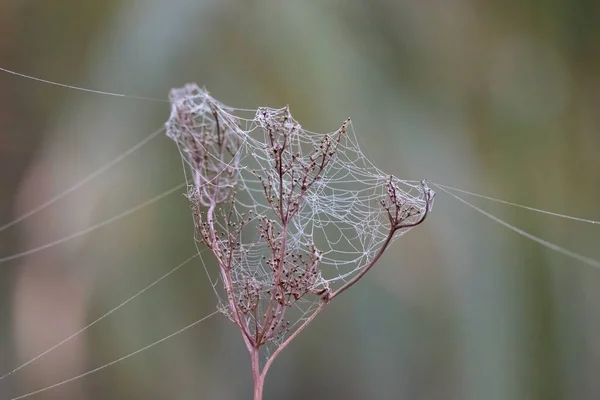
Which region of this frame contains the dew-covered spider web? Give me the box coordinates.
[166,84,433,355]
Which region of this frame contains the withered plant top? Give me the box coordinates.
[166,84,434,362]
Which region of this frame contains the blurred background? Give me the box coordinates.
[1,1,599,399]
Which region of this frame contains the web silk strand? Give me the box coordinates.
[0,127,166,234]
[0,254,199,382]
[0,67,167,103]
[6,310,219,400]
[0,182,186,264]
[434,182,600,225]
[433,184,600,269]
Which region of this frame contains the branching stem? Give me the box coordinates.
[166,87,434,400]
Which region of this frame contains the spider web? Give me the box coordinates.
[165,84,432,355]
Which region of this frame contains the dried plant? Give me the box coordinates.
[166,84,434,400]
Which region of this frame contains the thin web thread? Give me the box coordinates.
[0,67,167,103]
[434,182,600,225]
[0,253,199,382]
[0,182,186,264]
[7,310,219,400]
[0,127,165,234]
[434,184,600,269]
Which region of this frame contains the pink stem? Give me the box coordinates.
[251,348,265,400]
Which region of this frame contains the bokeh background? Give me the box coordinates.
[1,1,600,399]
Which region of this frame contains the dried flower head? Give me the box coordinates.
[166,84,433,400]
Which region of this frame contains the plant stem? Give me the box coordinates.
[251,349,264,400]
